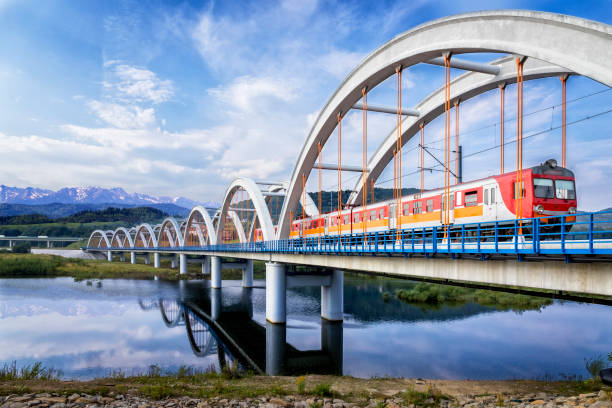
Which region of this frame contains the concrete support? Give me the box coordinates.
[171,254,178,269]
[130,252,136,264]
[153,252,160,268]
[107,251,112,262]
[202,256,210,275]
[321,269,344,321]
[242,259,253,288]
[144,253,151,265]
[321,320,343,375]
[119,253,126,262]
[211,256,222,288]
[47,241,51,249]
[266,262,286,324]
[179,254,187,275]
[265,321,286,375]
[210,288,221,320]
[8,240,12,248]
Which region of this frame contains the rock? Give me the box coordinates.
[196,403,207,408]
[49,404,65,408]
[384,403,400,408]
[268,399,289,407]
[27,400,40,407]
[530,400,545,405]
[579,393,598,399]
[35,396,50,400]
[598,391,610,401]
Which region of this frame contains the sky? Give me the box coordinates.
[1,0,612,210]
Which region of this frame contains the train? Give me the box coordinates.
[253,158,577,241]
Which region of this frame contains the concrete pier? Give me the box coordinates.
[107,251,112,262]
[266,262,286,324]
[265,322,286,375]
[179,253,187,275]
[171,254,178,269]
[144,253,151,265]
[119,253,126,262]
[321,270,344,321]
[130,252,136,264]
[242,259,253,288]
[153,252,160,268]
[211,288,221,320]
[211,256,221,288]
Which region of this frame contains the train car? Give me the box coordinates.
[278,158,577,240]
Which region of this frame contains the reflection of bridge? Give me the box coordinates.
[140,286,342,375]
[89,11,612,325]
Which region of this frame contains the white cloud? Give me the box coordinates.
[87,101,156,129]
[208,75,297,113]
[103,61,174,104]
[318,50,366,79]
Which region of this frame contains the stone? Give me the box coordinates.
[598,391,610,401]
[530,400,545,405]
[27,400,41,406]
[385,402,400,408]
[35,396,50,400]
[268,399,289,408]
[196,403,207,408]
[49,404,65,408]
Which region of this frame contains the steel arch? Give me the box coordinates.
[217,177,275,243]
[277,10,612,239]
[134,223,159,248]
[110,227,134,249]
[185,206,217,247]
[348,56,572,205]
[158,217,185,248]
[87,230,111,249]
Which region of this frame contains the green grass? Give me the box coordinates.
[391,282,553,312]
[0,361,62,381]
[401,386,450,407]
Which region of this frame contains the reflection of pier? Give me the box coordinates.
[140,286,342,375]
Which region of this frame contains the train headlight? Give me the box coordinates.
[534,205,544,214]
[568,206,576,214]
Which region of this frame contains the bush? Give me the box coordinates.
[313,383,332,397]
[12,242,31,253]
[585,355,606,380]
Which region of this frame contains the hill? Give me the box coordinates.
[0,202,190,218]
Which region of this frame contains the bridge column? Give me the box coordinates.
[211,256,222,288]
[266,262,286,324]
[107,251,112,262]
[130,252,136,264]
[321,269,343,321]
[265,321,286,375]
[47,241,51,249]
[153,252,160,268]
[202,256,210,275]
[211,288,221,320]
[171,254,178,269]
[242,259,253,288]
[9,240,12,248]
[144,253,151,265]
[321,320,343,375]
[119,253,126,262]
[179,253,187,275]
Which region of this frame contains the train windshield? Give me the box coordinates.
[533,178,554,198]
[555,179,576,199]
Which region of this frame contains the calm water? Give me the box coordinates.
[0,275,610,380]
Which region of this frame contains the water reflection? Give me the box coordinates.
[142,287,342,375]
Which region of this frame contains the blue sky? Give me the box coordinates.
[1,0,612,210]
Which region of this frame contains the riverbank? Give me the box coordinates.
[1,374,610,407]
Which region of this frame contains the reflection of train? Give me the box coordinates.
[261,159,577,241]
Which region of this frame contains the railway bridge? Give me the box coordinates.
[87,11,612,325]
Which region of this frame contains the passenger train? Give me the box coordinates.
[254,159,577,241]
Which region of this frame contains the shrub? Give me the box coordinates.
[12,242,31,253]
[313,383,332,397]
[296,376,306,394]
[585,355,606,380]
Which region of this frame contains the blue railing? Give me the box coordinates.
[91,211,612,257]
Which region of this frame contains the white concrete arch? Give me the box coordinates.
[277,10,612,238]
[111,227,134,249]
[217,177,275,243]
[158,217,185,248]
[348,56,572,205]
[228,210,247,243]
[184,206,217,247]
[134,223,158,248]
[87,230,111,249]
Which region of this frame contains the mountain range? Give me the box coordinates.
[0,185,208,208]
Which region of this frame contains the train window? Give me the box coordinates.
[426,199,433,212]
[344,215,349,224]
[379,208,385,218]
[484,189,489,205]
[513,182,525,199]
[370,210,377,221]
[403,203,409,215]
[533,178,554,198]
[490,188,496,204]
[465,191,478,207]
[414,201,422,214]
[354,213,360,223]
[555,180,576,199]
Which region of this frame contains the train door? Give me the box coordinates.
[441,194,455,224]
[324,217,329,235]
[484,184,497,220]
[389,203,397,229]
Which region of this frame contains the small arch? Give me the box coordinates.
[134,223,158,248]
[158,217,185,248]
[185,206,217,247]
[111,227,134,249]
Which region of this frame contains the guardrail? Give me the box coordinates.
[89,211,612,257]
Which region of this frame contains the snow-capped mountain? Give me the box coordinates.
[0,185,208,208]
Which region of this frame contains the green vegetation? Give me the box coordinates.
[0,253,183,280]
[388,281,553,312]
[0,361,62,381]
[11,242,31,253]
[0,206,168,240]
[584,355,608,380]
[401,386,450,407]
[312,383,333,397]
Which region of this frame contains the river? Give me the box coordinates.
[0,275,610,380]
